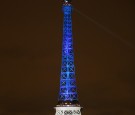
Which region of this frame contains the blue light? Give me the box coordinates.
[59,4,78,102]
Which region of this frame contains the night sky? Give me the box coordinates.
[0,0,135,115]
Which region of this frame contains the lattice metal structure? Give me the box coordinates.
[55,0,82,115]
[59,2,78,103]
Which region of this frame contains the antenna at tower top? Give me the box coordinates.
[63,0,72,4]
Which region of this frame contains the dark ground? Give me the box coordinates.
[0,0,135,115]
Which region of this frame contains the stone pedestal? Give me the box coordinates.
[55,107,81,115]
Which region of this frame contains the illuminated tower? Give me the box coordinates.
[55,0,82,115]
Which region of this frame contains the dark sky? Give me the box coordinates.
[0,0,135,115]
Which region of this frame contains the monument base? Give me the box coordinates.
[55,107,82,115]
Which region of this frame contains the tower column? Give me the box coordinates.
[55,0,82,115]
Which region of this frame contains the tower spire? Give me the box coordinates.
[58,0,79,106]
[55,0,82,115]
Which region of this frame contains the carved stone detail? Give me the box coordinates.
[55,107,81,115]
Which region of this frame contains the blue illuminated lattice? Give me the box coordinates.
[59,4,78,102]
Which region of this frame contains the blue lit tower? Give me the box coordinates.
[55,0,82,115]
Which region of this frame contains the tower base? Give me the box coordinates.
[55,107,81,115]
